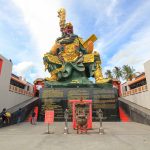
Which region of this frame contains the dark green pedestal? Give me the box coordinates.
[39,83,120,121]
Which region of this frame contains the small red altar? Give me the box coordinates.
[69,100,92,129]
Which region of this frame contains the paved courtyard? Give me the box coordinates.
[0,122,150,150]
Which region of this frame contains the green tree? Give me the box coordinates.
[122,65,135,81]
[105,70,113,78]
[113,67,122,80]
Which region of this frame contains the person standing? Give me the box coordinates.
[31,111,36,125]
[17,108,22,123]
[0,108,7,124]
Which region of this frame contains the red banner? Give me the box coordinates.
[44,110,54,124]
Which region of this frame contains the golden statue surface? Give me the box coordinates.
[43,8,110,84]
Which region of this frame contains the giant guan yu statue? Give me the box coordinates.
[43,8,110,85]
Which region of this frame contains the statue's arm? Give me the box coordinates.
[49,42,61,55]
[76,42,88,55]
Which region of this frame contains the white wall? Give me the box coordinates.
[0,55,33,111]
[123,91,150,109]
[1,91,32,110]
[123,60,150,110]
[0,55,12,111]
[145,60,150,90]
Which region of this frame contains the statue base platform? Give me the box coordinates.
[39,83,120,121]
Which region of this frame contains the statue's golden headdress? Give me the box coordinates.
[64,22,73,28]
[58,8,66,32]
[58,8,73,33]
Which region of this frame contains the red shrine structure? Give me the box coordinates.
[69,100,92,131]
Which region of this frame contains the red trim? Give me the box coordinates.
[119,107,130,122]
[0,59,3,75]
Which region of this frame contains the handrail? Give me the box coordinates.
[122,85,148,97]
[7,97,39,113]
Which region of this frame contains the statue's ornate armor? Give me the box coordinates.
[58,38,80,63]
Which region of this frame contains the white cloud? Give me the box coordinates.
[10,0,65,82]
[106,0,118,18]
[13,61,34,77]
[12,0,62,57]
[30,63,50,81]
[13,59,51,82]
[107,26,150,72]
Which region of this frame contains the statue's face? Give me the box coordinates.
[64,25,73,35]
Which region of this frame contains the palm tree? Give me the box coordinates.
[105,70,113,78]
[113,67,122,80]
[122,65,135,81]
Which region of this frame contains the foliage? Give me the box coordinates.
[113,67,122,80]
[122,65,135,81]
[105,70,113,78]
[105,65,135,81]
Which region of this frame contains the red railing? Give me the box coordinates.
[122,85,148,97]
[9,84,34,97]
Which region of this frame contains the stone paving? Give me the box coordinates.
[0,122,150,150]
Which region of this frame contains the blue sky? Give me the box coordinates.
[0,0,150,83]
